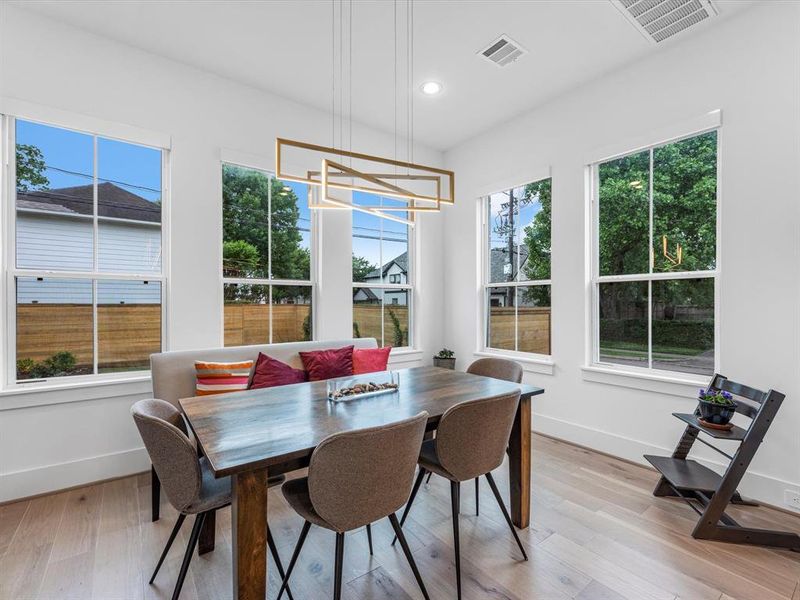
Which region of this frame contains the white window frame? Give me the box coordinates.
[589,127,721,379]
[351,201,415,349]
[220,160,316,345]
[480,178,552,360]
[2,113,170,390]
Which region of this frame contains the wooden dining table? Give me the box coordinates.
[180,365,544,600]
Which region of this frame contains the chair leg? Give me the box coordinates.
[425,471,432,485]
[388,513,430,600]
[171,512,206,600]
[366,523,373,555]
[485,472,528,561]
[392,467,426,546]
[268,526,294,600]
[475,478,479,516]
[149,513,186,584]
[151,465,161,522]
[277,520,311,600]
[451,480,462,600]
[333,532,345,600]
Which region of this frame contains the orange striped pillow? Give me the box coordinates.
[195,360,254,396]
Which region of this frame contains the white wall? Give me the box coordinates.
[0,6,445,501]
[443,3,800,511]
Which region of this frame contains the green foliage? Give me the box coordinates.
[222,166,309,281]
[16,144,49,192]
[387,308,406,347]
[593,133,717,328]
[16,358,36,378]
[302,312,312,341]
[223,240,259,278]
[521,178,552,281]
[353,322,362,338]
[436,348,455,359]
[699,388,734,405]
[352,255,378,281]
[600,318,714,351]
[20,351,79,379]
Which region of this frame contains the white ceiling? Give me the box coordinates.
[10,0,754,151]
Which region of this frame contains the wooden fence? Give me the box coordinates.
[17,303,548,370]
[223,304,312,346]
[352,304,409,346]
[488,307,551,355]
[17,304,161,369]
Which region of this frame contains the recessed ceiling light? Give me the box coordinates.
[420,81,443,95]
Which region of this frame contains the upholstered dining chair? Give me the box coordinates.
[132,399,293,600]
[423,357,524,513]
[393,392,527,600]
[277,412,431,600]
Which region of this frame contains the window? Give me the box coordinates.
[592,130,718,377]
[483,178,552,356]
[222,164,313,345]
[8,118,166,383]
[352,193,412,347]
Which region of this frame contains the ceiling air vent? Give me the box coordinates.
[612,0,719,44]
[479,35,527,68]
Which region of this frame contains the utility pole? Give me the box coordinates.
[506,188,515,308]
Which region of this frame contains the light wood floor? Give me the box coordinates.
[2,434,798,600]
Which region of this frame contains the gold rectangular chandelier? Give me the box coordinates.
[276,138,455,225]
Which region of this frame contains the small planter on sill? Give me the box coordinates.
[433,348,456,370]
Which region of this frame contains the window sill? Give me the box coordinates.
[581,364,706,399]
[0,374,152,411]
[474,350,554,376]
[388,348,424,364]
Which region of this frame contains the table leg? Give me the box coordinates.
[508,395,531,528]
[198,510,216,555]
[232,468,268,600]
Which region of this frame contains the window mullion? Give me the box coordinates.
[648,148,654,369]
[92,136,99,375]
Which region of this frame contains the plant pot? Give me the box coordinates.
[698,399,737,425]
[433,357,456,370]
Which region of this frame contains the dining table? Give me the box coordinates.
[180,365,544,600]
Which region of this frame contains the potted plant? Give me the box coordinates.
[697,388,737,427]
[433,348,456,370]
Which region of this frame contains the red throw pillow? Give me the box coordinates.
[249,352,307,390]
[353,346,391,374]
[299,345,354,381]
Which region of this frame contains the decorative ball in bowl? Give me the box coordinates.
[697,388,737,426]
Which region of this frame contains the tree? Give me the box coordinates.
[222,167,311,304]
[595,132,717,320]
[223,240,259,278]
[352,254,378,281]
[490,179,552,307]
[16,144,49,191]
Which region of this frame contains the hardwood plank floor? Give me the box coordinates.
[2,434,798,600]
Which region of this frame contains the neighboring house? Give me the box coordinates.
[489,246,528,307]
[355,251,409,305]
[16,182,162,304]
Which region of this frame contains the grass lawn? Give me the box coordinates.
[600,340,706,359]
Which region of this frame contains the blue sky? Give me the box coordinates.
[18,118,404,271]
[284,180,408,270]
[16,119,162,202]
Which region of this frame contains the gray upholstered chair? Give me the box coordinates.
[132,399,293,600]
[467,357,523,384]
[394,392,527,600]
[277,413,431,600]
[424,357,524,512]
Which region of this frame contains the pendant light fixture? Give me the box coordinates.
[275,0,455,226]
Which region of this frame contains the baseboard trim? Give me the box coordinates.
[533,413,800,515]
[0,446,150,503]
